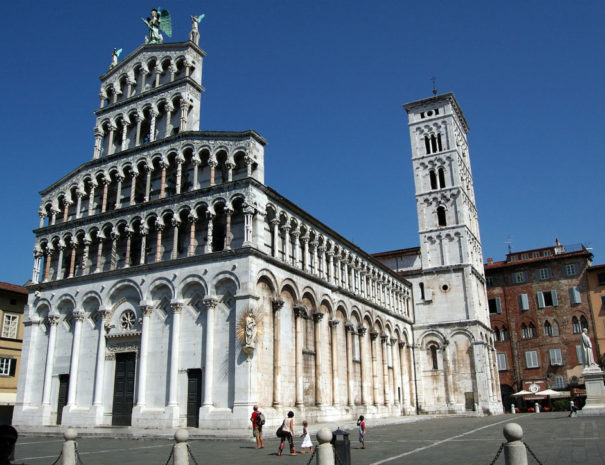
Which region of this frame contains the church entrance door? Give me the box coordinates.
[187,369,203,427]
[112,352,136,426]
[56,374,69,425]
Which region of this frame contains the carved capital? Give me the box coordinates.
[370,330,379,341]
[398,341,406,349]
[48,314,60,326]
[272,297,285,312]
[72,311,85,322]
[329,319,340,328]
[344,322,356,333]
[358,326,367,337]
[140,305,154,317]
[170,302,184,314]
[293,305,307,319]
[203,297,219,310]
[380,334,388,343]
[312,312,324,323]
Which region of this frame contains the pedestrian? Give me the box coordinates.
[357,415,366,449]
[0,425,18,465]
[300,420,313,454]
[277,411,297,456]
[250,405,265,449]
[568,400,578,418]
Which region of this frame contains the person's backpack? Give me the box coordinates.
[258,412,266,426]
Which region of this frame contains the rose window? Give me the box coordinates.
[120,310,136,330]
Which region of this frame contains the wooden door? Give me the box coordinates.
[187,369,203,427]
[112,352,136,426]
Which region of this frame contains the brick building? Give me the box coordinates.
[0,282,27,423]
[484,241,595,407]
[587,265,605,361]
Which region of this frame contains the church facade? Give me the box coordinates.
[14,26,501,431]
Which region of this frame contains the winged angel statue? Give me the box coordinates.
[142,8,172,44]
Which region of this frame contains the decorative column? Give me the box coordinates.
[294,305,306,407]
[144,164,152,202]
[208,156,217,186]
[109,230,119,271]
[93,309,110,408]
[87,181,97,216]
[271,219,280,258]
[159,159,168,198]
[136,305,153,406]
[327,250,334,284]
[282,225,291,263]
[38,208,47,229]
[106,123,116,155]
[32,249,43,284]
[330,319,340,406]
[272,297,284,406]
[139,67,148,93]
[120,119,129,151]
[75,188,84,219]
[398,342,407,410]
[55,242,65,280]
[291,230,300,267]
[134,111,143,147]
[168,302,183,406]
[155,223,165,263]
[126,74,136,98]
[442,342,453,406]
[226,160,235,182]
[149,109,158,142]
[124,228,133,267]
[381,335,390,406]
[129,170,139,206]
[244,156,253,177]
[192,155,201,190]
[164,103,174,138]
[179,99,190,131]
[188,214,197,257]
[139,225,148,265]
[202,297,219,407]
[67,310,85,406]
[313,311,324,406]
[359,326,369,406]
[391,338,399,407]
[101,177,110,213]
[224,208,233,250]
[42,314,60,406]
[301,235,309,272]
[243,205,254,246]
[318,245,325,279]
[43,248,53,282]
[171,218,180,260]
[204,212,215,253]
[50,206,59,226]
[114,174,124,209]
[94,234,105,272]
[311,241,319,275]
[370,330,380,405]
[345,323,355,406]
[334,252,341,286]
[62,199,72,223]
[98,89,106,108]
[175,154,185,194]
[154,63,162,87]
[81,237,90,275]
[67,238,77,278]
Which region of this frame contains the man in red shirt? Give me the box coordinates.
[250,405,264,449]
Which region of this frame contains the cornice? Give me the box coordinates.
[403,92,469,133]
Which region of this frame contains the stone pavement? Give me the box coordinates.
[14,412,605,465]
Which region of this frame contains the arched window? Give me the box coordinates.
[572,316,581,333]
[437,206,447,226]
[429,170,437,190]
[552,321,560,336]
[528,323,536,338]
[580,316,588,331]
[501,327,509,341]
[424,136,431,154]
[438,167,446,188]
[431,134,438,153]
[494,327,500,341]
[429,345,438,370]
[521,323,528,339]
[544,321,552,336]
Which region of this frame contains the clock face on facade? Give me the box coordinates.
[529,383,540,393]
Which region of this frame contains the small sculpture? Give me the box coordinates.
[142,8,172,44]
[110,48,123,69]
[190,14,205,45]
[582,328,596,367]
[236,309,262,356]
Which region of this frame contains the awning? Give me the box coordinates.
[0,393,16,405]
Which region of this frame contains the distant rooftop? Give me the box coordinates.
[0,282,28,295]
[485,240,592,269]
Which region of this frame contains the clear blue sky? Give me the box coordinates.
[2,1,604,285]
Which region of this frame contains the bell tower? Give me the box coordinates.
[402,93,502,414]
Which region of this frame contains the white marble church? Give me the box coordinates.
[14,20,501,431]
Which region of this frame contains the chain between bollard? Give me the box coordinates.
[488,442,505,465]
[305,446,317,465]
[50,450,63,465]
[187,444,200,465]
[523,442,544,465]
[74,442,85,465]
[164,445,174,465]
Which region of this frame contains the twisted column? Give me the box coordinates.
[204,213,215,253]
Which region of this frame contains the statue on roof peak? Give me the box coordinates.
[142,8,172,44]
[189,14,205,46]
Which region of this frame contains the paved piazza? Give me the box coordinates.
[13,413,605,464]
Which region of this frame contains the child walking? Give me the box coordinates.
[357,415,366,449]
[300,420,313,454]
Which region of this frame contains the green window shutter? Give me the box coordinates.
[496,297,502,314]
[552,289,558,306]
[536,292,545,309]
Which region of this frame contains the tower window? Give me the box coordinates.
[429,170,437,190]
[424,134,444,155]
[429,345,438,369]
[437,206,447,226]
[419,282,425,300]
[438,168,446,188]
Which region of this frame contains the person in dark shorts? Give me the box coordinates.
[250,405,265,449]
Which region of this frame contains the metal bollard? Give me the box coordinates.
[511,403,516,414]
[62,428,77,465]
[316,428,335,465]
[173,429,189,465]
[503,423,528,465]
